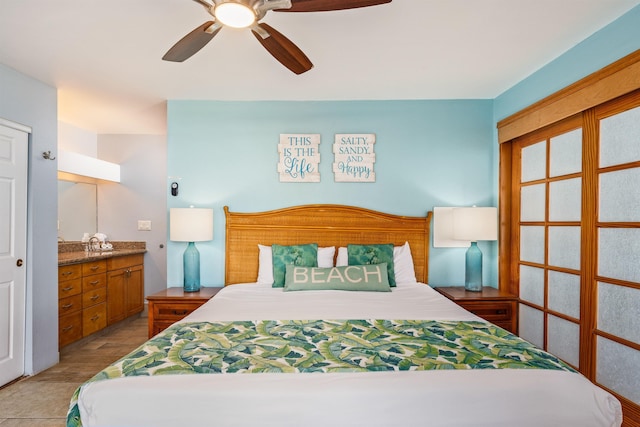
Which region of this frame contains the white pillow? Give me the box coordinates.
[335,241,417,285]
[257,245,335,284]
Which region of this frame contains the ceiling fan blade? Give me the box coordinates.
[162,21,221,62]
[276,0,391,12]
[251,23,313,75]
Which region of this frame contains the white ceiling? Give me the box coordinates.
[1,0,639,135]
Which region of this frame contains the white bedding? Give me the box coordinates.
[185,281,481,322]
[77,283,622,427]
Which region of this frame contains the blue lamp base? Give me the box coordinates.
[183,241,201,292]
[464,241,483,292]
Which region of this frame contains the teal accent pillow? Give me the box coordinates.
[284,264,390,292]
[347,243,396,287]
[271,244,318,288]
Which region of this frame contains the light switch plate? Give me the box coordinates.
[137,220,152,231]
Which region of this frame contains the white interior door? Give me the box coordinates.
[0,120,28,387]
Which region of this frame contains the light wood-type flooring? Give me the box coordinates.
[0,316,147,426]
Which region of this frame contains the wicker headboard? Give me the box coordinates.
[224,204,432,285]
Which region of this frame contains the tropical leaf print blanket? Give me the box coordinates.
[67,319,574,426]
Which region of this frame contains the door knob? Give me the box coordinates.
[16,259,23,267]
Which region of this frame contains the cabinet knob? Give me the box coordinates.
[91,295,100,301]
[62,325,74,333]
[62,303,74,310]
[62,286,74,292]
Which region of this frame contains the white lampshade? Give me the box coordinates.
[452,207,498,242]
[170,208,213,242]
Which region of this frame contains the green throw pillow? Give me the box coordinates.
[347,243,396,287]
[271,243,318,288]
[284,264,390,292]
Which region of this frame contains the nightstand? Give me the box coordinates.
[435,286,518,334]
[146,287,223,338]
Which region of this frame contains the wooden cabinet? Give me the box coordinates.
[58,253,144,348]
[107,254,144,325]
[79,259,107,338]
[58,264,83,347]
[57,260,109,347]
[146,287,222,338]
[435,286,518,334]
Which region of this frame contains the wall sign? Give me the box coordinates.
[278,134,321,182]
[333,134,376,182]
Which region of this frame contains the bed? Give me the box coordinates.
[67,204,622,427]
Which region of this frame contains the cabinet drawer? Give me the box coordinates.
[83,303,107,336]
[82,260,107,276]
[82,273,107,291]
[59,312,83,347]
[151,321,179,337]
[58,264,82,282]
[59,294,82,315]
[58,278,82,298]
[458,301,513,322]
[82,287,107,308]
[108,254,143,270]
[152,302,201,321]
[493,321,514,331]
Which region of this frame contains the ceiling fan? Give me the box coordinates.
[162,0,392,74]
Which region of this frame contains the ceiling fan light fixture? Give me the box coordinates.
[214,3,256,28]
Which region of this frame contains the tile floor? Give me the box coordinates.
[0,316,148,427]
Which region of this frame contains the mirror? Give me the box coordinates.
[58,180,97,241]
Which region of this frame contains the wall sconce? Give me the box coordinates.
[452,207,498,291]
[170,207,214,292]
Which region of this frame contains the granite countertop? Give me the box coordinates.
[58,249,147,266]
[58,241,147,266]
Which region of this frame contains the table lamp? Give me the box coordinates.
[170,207,213,292]
[452,206,498,291]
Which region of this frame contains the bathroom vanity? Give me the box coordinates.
[58,242,146,348]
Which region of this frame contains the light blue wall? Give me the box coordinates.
[494,5,640,121]
[0,63,59,373]
[166,6,640,290]
[167,100,496,287]
[490,6,640,275]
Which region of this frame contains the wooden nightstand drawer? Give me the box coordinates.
[435,286,518,334]
[150,321,181,337]
[146,287,223,338]
[153,302,201,321]
[456,301,513,322]
[492,320,515,331]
